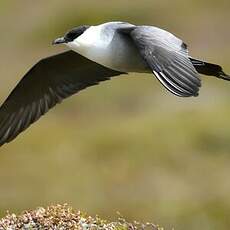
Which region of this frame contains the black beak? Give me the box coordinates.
[52,37,66,45]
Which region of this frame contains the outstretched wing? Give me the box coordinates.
[0,51,125,146]
[119,26,201,97]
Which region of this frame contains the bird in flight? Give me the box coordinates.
[0,21,229,146]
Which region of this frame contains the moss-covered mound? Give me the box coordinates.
[0,204,162,230]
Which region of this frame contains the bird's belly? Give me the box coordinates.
[103,46,149,73]
[68,34,149,73]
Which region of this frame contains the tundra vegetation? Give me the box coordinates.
[0,204,162,230]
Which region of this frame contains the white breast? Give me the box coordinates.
[66,23,148,73]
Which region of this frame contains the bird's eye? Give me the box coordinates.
[64,26,89,42]
[64,32,77,42]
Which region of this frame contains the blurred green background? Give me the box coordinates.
[0,0,230,229]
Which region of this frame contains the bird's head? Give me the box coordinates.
[52,25,90,45]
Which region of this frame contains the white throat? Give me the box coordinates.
[65,22,148,73]
[66,24,114,66]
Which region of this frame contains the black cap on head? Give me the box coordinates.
[64,25,90,42]
[52,25,90,45]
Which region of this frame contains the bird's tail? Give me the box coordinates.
[190,57,230,81]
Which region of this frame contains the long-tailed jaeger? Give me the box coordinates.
[0,21,229,146]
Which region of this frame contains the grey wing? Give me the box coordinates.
[0,51,124,146]
[119,26,201,97]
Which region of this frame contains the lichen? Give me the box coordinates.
[0,204,162,230]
